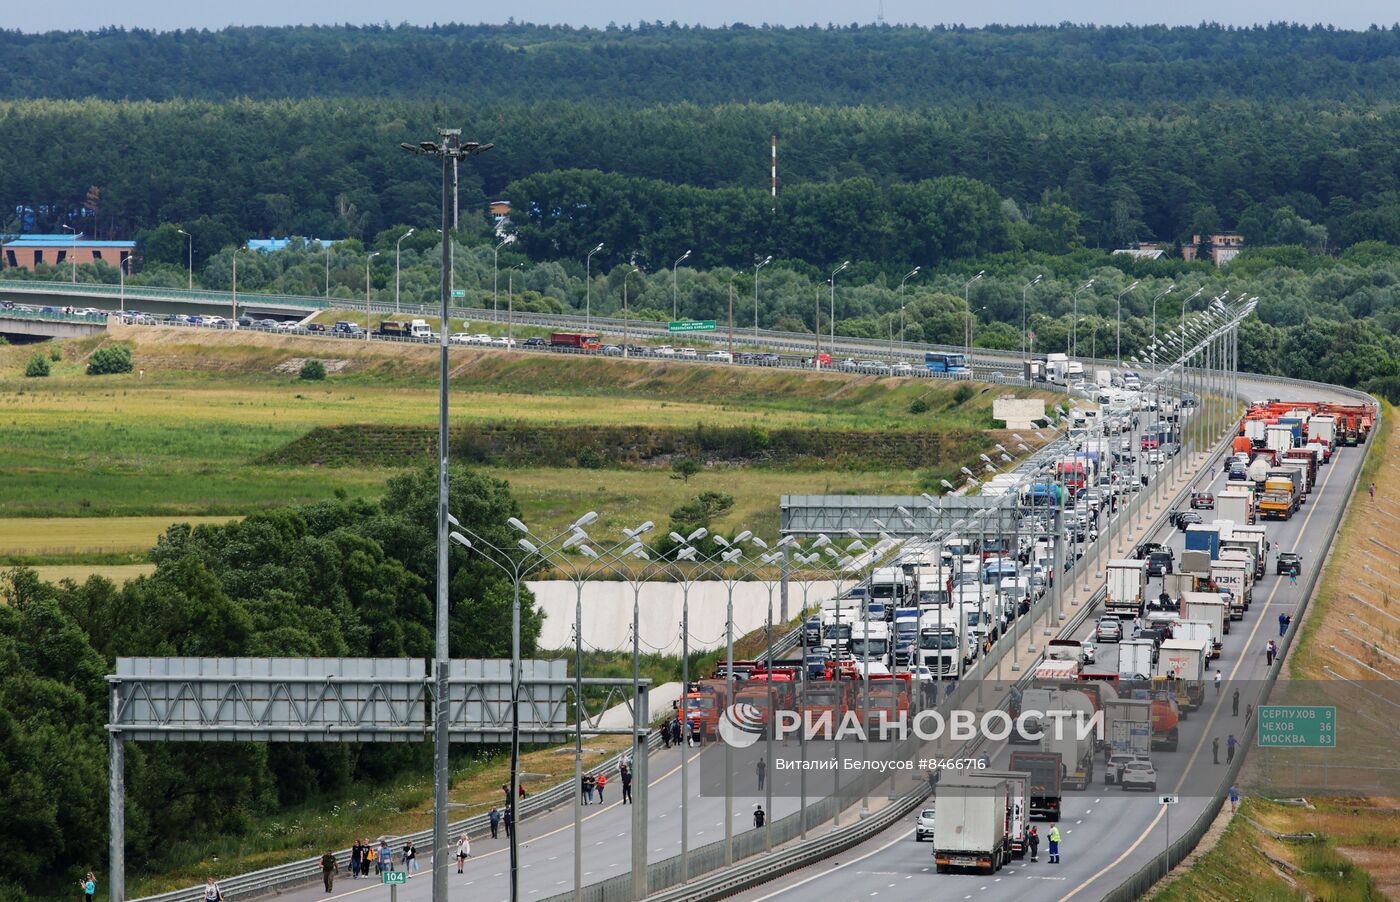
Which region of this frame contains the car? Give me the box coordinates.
[1146,551,1174,577]
[1190,492,1215,510]
[523,337,549,347]
[236,315,257,328]
[257,318,280,328]
[277,321,302,332]
[1104,752,1137,786]
[1134,541,1170,560]
[705,350,732,362]
[492,336,517,347]
[915,807,936,841]
[889,362,914,376]
[653,345,676,357]
[601,344,623,356]
[1119,759,1158,792]
[1176,511,1203,531]
[1145,450,1165,466]
[838,357,858,369]
[1096,617,1123,643]
[1276,552,1303,576]
[449,332,473,344]
[306,323,327,333]
[1080,642,1097,664]
[1228,466,1249,481]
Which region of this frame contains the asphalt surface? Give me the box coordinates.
[728,378,1365,902]
[266,741,799,902]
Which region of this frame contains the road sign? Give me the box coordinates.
[1257,705,1337,748]
[384,871,408,885]
[668,320,716,333]
[451,289,466,298]
[1158,794,1179,805]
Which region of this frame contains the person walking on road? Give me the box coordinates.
[203,878,224,901]
[404,840,418,874]
[753,804,766,828]
[378,839,392,873]
[1230,785,1240,812]
[596,772,607,803]
[1227,733,1238,764]
[621,762,633,804]
[1266,640,1277,667]
[1232,689,1240,717]
[1212,736,1220,764]
[1370,482,1376,500]
[489,807,501,839]
[661,721,672,749]
[1278,612,1288,636]
[1214,668,1222,696]
[504,804,514,839]
[757,756,767,791]
[1289,571,1297,587]
[582,773,595,805]
[671,718,683,748]
[1028,826,1040,861]
[456,834,470,871]
[80,872,96,901]
[350,840,362,879]
[1048,825,1061,864]
[320,849,338,892]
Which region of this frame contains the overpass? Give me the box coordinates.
[0,307,108,339]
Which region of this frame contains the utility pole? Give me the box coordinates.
[399,128,493,902]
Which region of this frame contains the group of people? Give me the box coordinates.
[1026,824,1061,863]
[660,715,705,748]
[581,770,609,804]
[346,838,397,879]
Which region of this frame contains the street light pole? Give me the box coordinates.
[399,128,493,902]
[62,224,78,283]
[586,243,604,328]
[324,242,331,299]
[830,260,850,349]
[1072,279,1096,358]
[672,249,692,321]
[177,229,192,290]
[1021,275,1042,360]
[898,266,920,356]
[963,271,984,356]
[623,267,641,358]
[508,263,523,349]
[395,229,415,314]
[1149,284,1178,365]
[754,255,773,344]
[1116,281,1140,369]
[119,256,128,313]
[494,235,516,324]
[365,251,380,339]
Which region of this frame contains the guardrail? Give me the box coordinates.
[0,305,107,324]
[1100,377,1380,902]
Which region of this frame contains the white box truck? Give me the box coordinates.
[977,770,1032,859]
[1266,423,1295,456]
[1041,723,1095,790]
[1118,639,1156,681]
[1210,558,1250,621]
[1174,619,1218,659]
[1105,559,1149,618]
[1216,488,1254,527]
[933,775,1012,874]
[1155,637,1210,711]
[1181,591,1229,651]
[1308,415,1336,446]
[1104,698,1153,785]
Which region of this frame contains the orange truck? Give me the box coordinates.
[854,672,911,730]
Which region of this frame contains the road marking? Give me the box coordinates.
[747,828,915,902]
[1057,448,1346,902]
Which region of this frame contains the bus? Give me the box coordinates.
[925,352,969,373]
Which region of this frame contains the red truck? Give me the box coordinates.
[550,332,602,351]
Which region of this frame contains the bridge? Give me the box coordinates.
[0,307,109,339]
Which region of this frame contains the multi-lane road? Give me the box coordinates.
[726,376,1365,902]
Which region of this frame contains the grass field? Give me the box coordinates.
[0,326,1049,567]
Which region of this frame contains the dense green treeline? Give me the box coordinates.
[9,23,1400,105]
[9,98,1400,255]
[0,467,544,899]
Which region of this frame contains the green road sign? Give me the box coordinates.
[383,871,408,885]
[451,290,466,298]
[668,320,717,333]
[1258,705,1336,748]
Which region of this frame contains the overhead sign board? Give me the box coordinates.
[668,320,716,333]
[1258,705,1336,748]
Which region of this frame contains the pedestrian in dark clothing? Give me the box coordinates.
[621,764,633,804]
[753,805,766,828]
[1227,734,1238,764]
[489,807,501,839]
[690,719,703,747]
[582,773,595,805]
[1266,641,1276,667]
[350,841,362,879]
[661,722,672,748]
[321,850,338,892]
[757,757,767,791]
[1028,827,1040,861]
[1278,613,1288,637]
[504,805,514,839]
[1245,704,1253,722]
[1232,689,1240,717]
[1212,736,1220,764]
[672,718,683,747]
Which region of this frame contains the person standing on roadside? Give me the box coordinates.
[489,806,501,839]
[350,840,363,879]
[757,756,767,791]
[1227,733,1238,764]
[1214,668,1222,696]
[582,772,595,805]
[1212,736,1220,765]
[1266,640,1277,667]
[1048,824,1061,864]
[620,761,633,804]
[204,877,224,901]
[1232,689,1240,717]
[320,849,338,892]
[456,833,471,871]
[404,840,418,874]
[79,872,96,902]
[753,804,766,828]
[1028,827,1040,862]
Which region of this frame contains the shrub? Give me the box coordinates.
[671,456,702,482]
[908,397,930,414]
[24,354,50,377]
[86,344,133,375]
[49,347,62,361]
[951,384,975,406]
[299,359,327,381]
[576,447,605,469]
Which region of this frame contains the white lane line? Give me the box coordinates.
[747,828,915,902]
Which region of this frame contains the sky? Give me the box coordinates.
[6,0,1399,32]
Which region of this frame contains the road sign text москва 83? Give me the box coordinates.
[1257,705,1337,748]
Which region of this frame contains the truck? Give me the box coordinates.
[1270,466,1307,501]
[1181,591,1229,650]
[1041,722,1095,790]
[917,616,962,678]
[869,567,911,606]
[1222,532,1265,580]
[1008,750,1063,820]
[1280,462,1311,501]
[1155,638,1210,710]
[933,775,1012,874]
[1284,448,1318,484]
[1118,639,1156,681]
[549,332,602,350]
[1247,456,1273,486]
[1104,698,1153,784]
[1211,558,1251,621]
[1184,524,1223,560]
[1105,559,1149,618]
[1216,488,1254,527]
[1174,619,1219,659]
[977,770,1032,858]
[1258,477,1300,521]
[1266,423,1296,456]
[1045,353,1072,385]
[847,621,891,665]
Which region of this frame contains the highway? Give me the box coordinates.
[263,741,799,902]
[726,376,1367,902]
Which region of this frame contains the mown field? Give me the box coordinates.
[0,326,1050,574]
